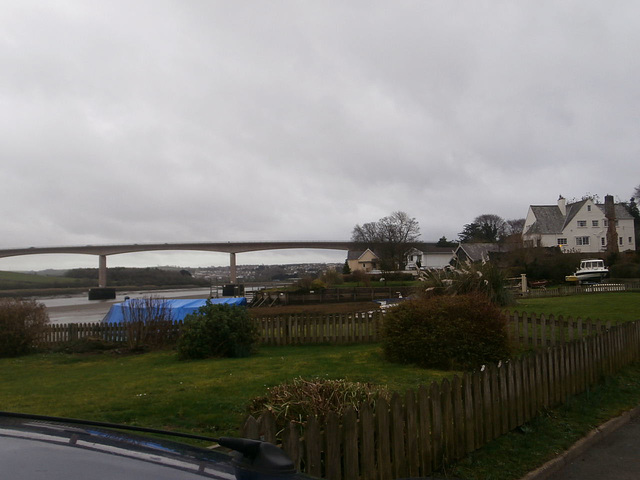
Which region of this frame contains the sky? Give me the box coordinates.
[1,1,639,271]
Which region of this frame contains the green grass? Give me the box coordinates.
[513,292,640,324]
[0,344,453,438]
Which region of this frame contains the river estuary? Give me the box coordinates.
[34,287,222,324]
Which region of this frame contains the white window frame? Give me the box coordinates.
[577,220,587,227]
[576,236,590,246]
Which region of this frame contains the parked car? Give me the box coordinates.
[0,411,312,480]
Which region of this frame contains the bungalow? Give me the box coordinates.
[405,244,455,270]
[522,195,636,253]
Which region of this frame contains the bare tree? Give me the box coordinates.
[634,184,640,201]
[504,218,525,236]
[352,211,420,270]
[123,296,176,350]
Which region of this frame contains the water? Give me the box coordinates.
[35,288,218,324]
[33,284,280,324]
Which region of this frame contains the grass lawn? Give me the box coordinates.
[513,292,640,324]
[0,343,454,438]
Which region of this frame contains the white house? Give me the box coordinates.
[405,244,455,270]
[522,195,636,253]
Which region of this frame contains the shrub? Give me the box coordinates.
[177,302,259,359]
[122,297,177,351]
[320,268,344,286]
[422,261,514,306]
[610,262,640,279]
[0,298,49,357]
[247,377,389,430]
[344,270,371,286]
[382,294,511,370]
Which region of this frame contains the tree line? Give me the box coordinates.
[65,267,209,287]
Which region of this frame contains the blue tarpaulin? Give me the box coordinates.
[101,297,247,324]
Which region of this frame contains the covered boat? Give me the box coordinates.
[101,297,247,323]
[565,259,608,284]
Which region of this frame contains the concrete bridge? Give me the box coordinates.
[0,241,354,286]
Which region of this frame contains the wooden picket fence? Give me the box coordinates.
[39,311,617,348]
[508,311,612,347]
[241,320,640,479]
[521,282,640,298]
[252,312,383,345]
[37,311,385,347]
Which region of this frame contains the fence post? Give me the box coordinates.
[282,422,301,472]
[418,385,433,476]
[342,407,359,480]
[462,374,475,455]
[304,416,322,478]
[325,412,341,480]
[405,390,420,476]
[376,397,392,480]
[359,404,376,480]
[452,376,465,461]
[429,382,443,471]
[391,393,407,479]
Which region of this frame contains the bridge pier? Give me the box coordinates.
[98,255,107,287]
[230,252,236,284]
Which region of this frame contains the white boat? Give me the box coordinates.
[565,259,609,284]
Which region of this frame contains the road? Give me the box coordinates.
[538,413,640,480]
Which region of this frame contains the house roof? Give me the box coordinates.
[596,204,634,220]
[407,243,456,254]
[526,206,566,235]
[347,248,379,260]
[454,243,506,262]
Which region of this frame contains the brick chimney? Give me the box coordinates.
[605,194,619,254]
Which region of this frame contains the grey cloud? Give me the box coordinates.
[1,1,640,269]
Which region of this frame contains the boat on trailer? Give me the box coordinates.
[565,259,609,284]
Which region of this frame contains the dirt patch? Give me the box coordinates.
[249,301,380,317]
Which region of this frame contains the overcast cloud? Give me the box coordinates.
[2,1,639,270]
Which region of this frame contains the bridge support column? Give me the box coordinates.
[98,255,108,287]
[230,252,236,284]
